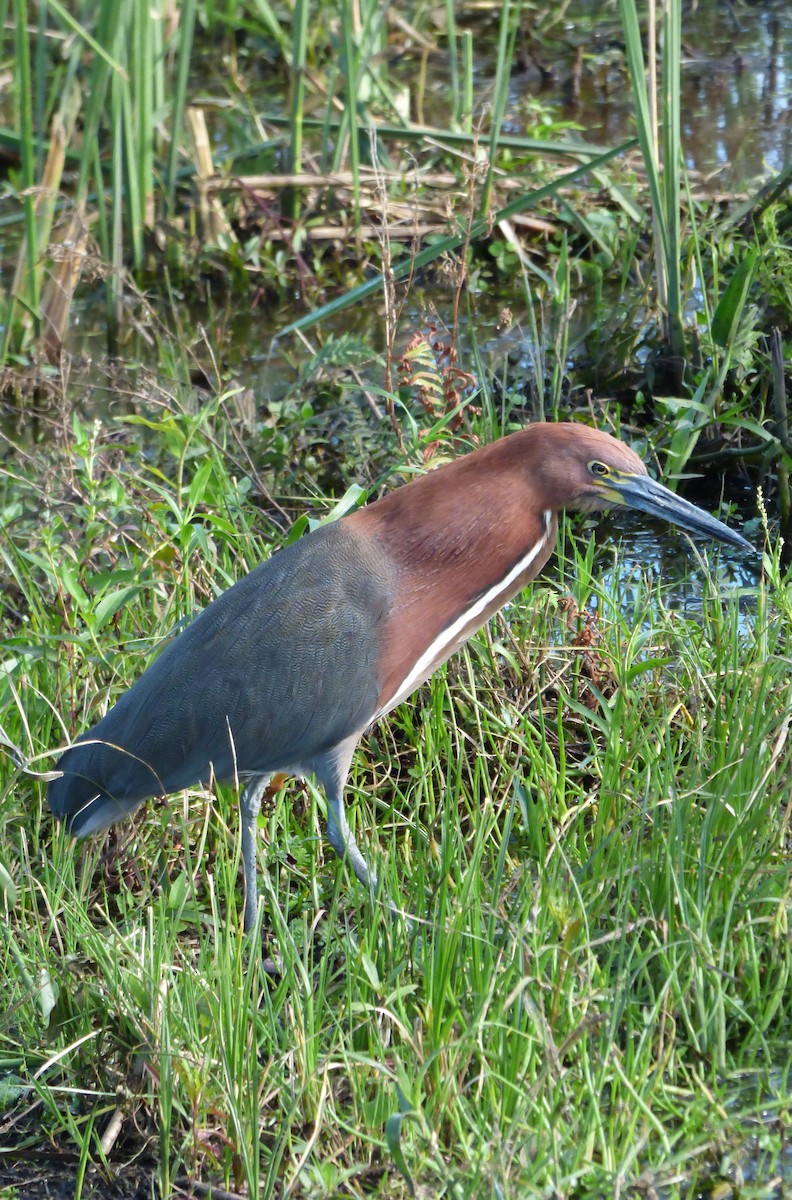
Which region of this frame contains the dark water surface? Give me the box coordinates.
[405,0,791,187]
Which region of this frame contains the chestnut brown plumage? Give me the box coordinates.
[48,423,753,930]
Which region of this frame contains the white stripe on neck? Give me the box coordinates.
[375,509,553,719]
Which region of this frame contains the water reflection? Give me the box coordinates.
[583,506,761,641]
[502,0,789,186]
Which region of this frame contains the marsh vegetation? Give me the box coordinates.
[1,1,790,1196]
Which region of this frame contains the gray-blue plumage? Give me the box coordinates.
[48,521,394,925]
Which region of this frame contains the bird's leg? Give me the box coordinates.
[326,787,411,925]
[240,776,269,933]
[325,789,378,894]
[313,738,411,922]
[310,733,379,896]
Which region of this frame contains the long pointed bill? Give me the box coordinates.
[613,474,754,553]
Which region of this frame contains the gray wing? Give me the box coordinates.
[48,520,393,826]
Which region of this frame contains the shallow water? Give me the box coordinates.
[396,0,791,187]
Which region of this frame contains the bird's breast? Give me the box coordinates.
[358,507,557,719]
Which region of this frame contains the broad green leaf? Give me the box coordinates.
[711,251,758,348]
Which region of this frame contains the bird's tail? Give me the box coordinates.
[50,787,144,836]
[48,742,150,836]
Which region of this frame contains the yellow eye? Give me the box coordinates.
[589,461,610,478]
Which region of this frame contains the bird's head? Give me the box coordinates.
[536,425,753,552]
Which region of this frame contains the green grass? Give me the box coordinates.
[1,387,789,1198]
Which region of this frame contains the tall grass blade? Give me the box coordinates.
[461,29,473,132]
[283,0,310,224]
[480,0,521,217]
[618,0,685,369]
[247,0,289,54]
[10,0,39,341]
[121,55,144,270]
[444,0,460,127]
[109,63,124,346]
[341,4,361,220]
[166,0,198,211]
[132,0,155,241]
[46,0,123,72]
[74,0,124,204]
[661,0,684,364]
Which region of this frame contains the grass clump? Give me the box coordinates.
[0,381,789,1198]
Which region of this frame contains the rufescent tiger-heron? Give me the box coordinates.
[48,423,753,931]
